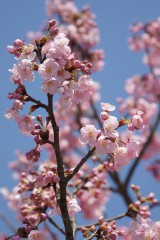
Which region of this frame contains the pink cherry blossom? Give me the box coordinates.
[28,230,43,240]
[7,45,15,54]
[128,112,144,131]
[132,114,144,129]
[42,33,71,61]
[134,214,160,240]
[73,75,95,104]
[41,40,54,55]
[46,45,71,61]
[9,59,35,84]
[80,125,99,145]
[19,44,36,61]
[68,198,81,217]
[17,115,35,135]
[100,111,109,121]
[55,68,71,82]
[129,22,144,33]
[14,39,24,47]
[114,147,129,171]
[5,108,19,120]
[96,135,117,154]
[41,77,61,95]
[126,139,141,158]
[54,33,70,47]
[38,58,59,80]
[12,100,23,110]
[103,116,119,138]
[101,102,116,112]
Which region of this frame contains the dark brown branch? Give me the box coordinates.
[125,108,160,188]
[66,147,96,182]
[35,41,43,64]
[47,94,73,240]
[45,139,55,147]
[27,95,48,110]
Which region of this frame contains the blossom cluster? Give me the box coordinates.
[80,102,144,171]
[122,215,160,240]
[6,19,95,137]
[119,19,160,169]
[43,0,104,71]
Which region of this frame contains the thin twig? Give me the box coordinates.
[76,211,128,231]
[86,231,98,240]
[66,147,96,182]
[27,94,48,110]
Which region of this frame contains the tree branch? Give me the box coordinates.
[66,147,95,182]
[47,94,73,240]
[27,94,48,110]
[76,211,128,231]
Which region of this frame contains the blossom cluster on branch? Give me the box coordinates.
[1,0,160,240]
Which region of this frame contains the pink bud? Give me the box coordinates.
[74,60,81,68]
[40,213,47,221]
[7,45,15,54]
[53,28,59,35]
[136,111,144,117]
[100,111,109,121]
[14,39,24,47]
[48,19,56,28]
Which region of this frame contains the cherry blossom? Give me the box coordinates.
[28,230,43,240]
[41,77,61,95]
[38,58,59,80]
[96,136,117,154]
[79,125,99,145]
[9,59,35,84]
[103,116,119,138]
[17,115,35,135]
[68,198,81,217]
[101,102,116,112]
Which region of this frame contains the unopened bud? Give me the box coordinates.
[40,213,47,221]
[48,19,56,30]
[14,39,24,47]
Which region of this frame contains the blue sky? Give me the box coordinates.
[1,0,160,235]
